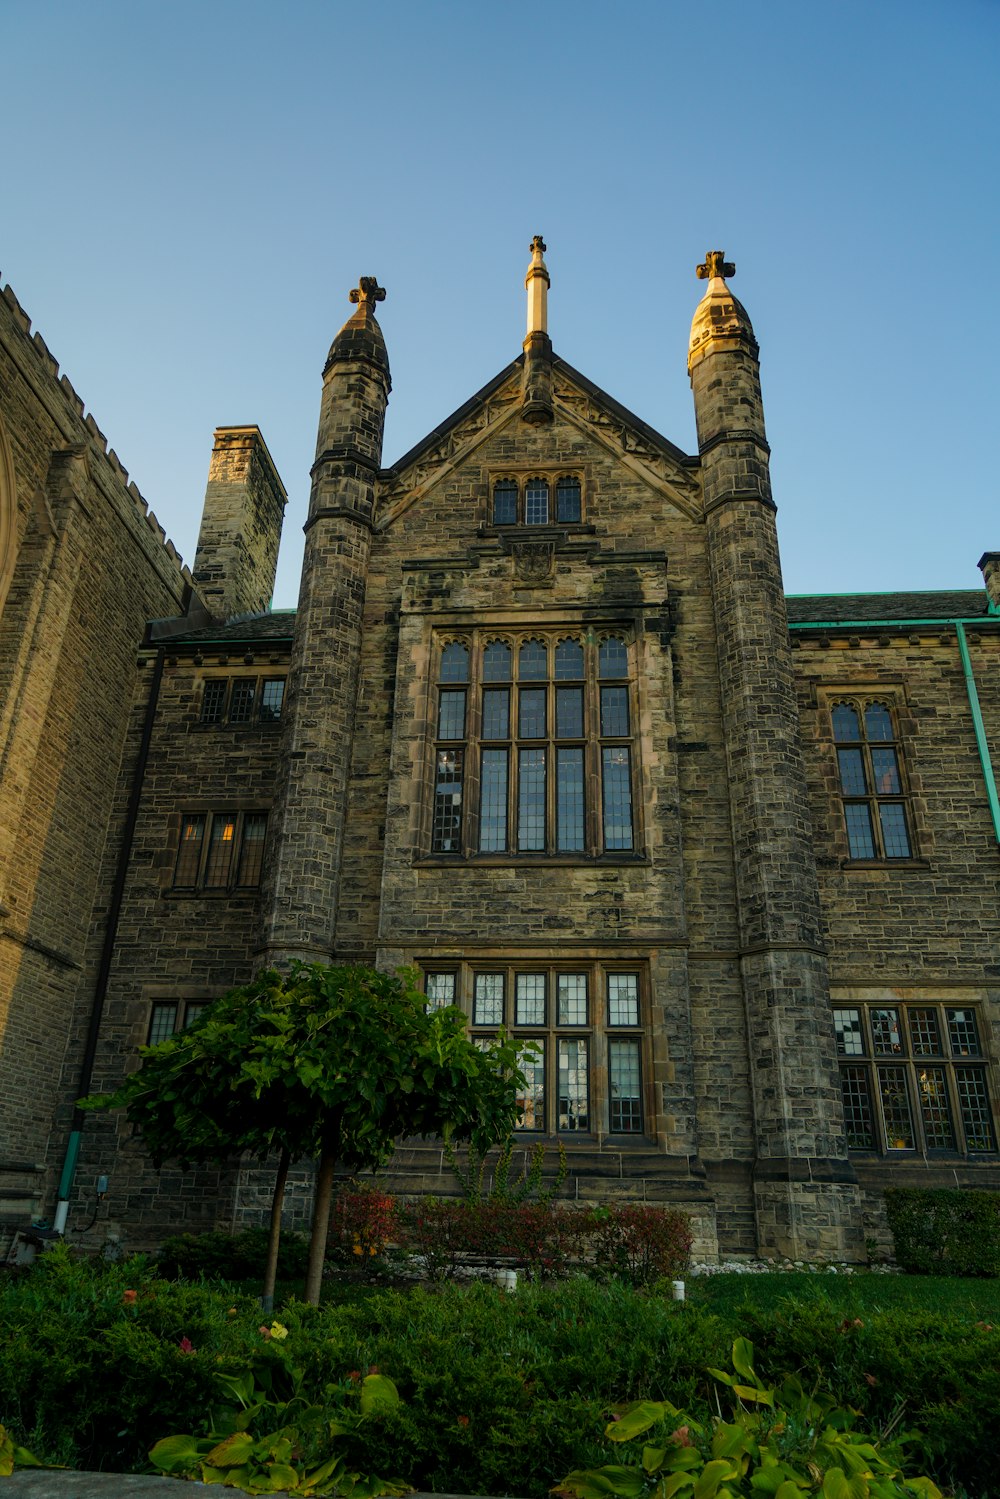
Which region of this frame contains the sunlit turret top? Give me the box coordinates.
[688,250,757,376]
[324,276,390,383]
[525,235,550,336]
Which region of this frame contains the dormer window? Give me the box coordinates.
[491,475,583,527]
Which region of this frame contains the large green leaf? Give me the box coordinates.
[359,1373,400,1416]
[606,1401,674,1442]
[149,1433,213,1473]
[731,1339,758,1383]
[205,1431,256,1467]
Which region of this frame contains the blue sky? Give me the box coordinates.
[3,0,998,610]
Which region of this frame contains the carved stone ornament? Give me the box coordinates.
[512,541,555,584]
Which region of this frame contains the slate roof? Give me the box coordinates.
[786,590,992,625]
[167,610,297,646]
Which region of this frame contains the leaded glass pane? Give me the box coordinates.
[519,687,546,738]
[908,1007,942,1056]
[833,1008,864,1056]
[525,478,549,525]
[519,639,547,680]
[184,1003,208,1028]
[474,973,504,1026]
[557,973,588,1025]
[832,704,861,741]
[955,1068,997,1152]
[515,1042,545,1130]
[438,689,466,740]
[840,1066,876,1149]
[174,814,205,886]
[148,1003,178,1045]
[877,1066,915,1148]
[515,974,546,1025]
[555,477,581,523]
[599,637,628,677]
[608,973,639,1026]
[518,748,545,849]
[201,679,227,723]
[556,748,584,851]
[425,973,456,1011]
[601,686,629,737]
[947,1008,981,1057]
[556,687,584,739]
[479,749,508,852]
[229,680,256,723]
[260,678,285,722]
[602,746,634,850]
[432,748,464,852]
[917,1066,955,1148]
[871,746,901,794]
[871,1008,904,1055]
[555,639,584,679]
[483,641,511,681]
[558,1038,589,1131]
[879,803,911,857]
[609,1040,642,1132]
[482,688,509,740]
[837,748,868,795]
[844,802,876,858]
[492,481,518,525]
[865,703,894,741]
[204,815,237,887]
[440,642,469,682]
[236,813,267,887]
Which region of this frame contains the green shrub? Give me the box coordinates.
[885,1187,1000,1276]
[157,1227,309,1282]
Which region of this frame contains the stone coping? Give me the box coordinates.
[4,1480,512,1499]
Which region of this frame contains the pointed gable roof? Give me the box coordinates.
[376,352,701,527]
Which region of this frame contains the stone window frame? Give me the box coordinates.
[818,687,917,863]
[170,809,269,892]
[422,960,648,1139]
[146,998,214,1046]
[488,471,584,528]
[833,999,997,1156]
[197,673,286,727]
[427,627,639,861]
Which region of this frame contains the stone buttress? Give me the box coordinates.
[257,279,389,966]
[688,252,863,1259]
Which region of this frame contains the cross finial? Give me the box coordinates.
[349,276,386,307]
[696,250,735,281]
[530,235,547,254]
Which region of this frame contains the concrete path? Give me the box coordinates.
[4,1479,488,1499]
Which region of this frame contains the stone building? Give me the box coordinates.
[2,242,999,1261]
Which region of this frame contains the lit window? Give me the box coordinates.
[430,630,636,858]
[831,700,912,859]
[834,1002,995,1154]
[172,812,268,891]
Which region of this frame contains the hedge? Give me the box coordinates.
[885,1186,1000,1276]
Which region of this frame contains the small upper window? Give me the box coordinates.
[200,676,286,727]
[172,811,268,892]
[490,475,583,527]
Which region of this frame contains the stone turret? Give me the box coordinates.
[257,278,390,967]
[689,251,862,1260]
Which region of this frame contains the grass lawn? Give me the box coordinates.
[685,1268,1000,1321]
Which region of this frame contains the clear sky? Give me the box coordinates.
[3,0,998,610]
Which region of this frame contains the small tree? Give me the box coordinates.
[83,964,526,1305]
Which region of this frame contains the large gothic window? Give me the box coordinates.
[430,630,636,858]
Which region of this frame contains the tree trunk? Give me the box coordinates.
[260,1145,291,1314]
[303,1136,338,1306]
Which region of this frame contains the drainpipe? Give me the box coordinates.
[53,646,165,1233]
[788,614,1000,850]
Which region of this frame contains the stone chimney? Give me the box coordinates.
[192,426,287,621]
[978,552,1000,613]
